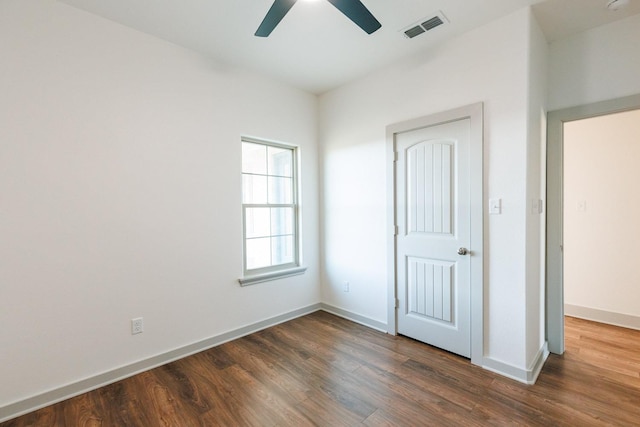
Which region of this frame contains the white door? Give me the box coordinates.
[395,118,471,358]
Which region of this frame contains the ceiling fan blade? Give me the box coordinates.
[255,0,298,37]
[326,0,381,34]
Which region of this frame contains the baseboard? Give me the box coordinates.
[0,303,323,423]
[319,303,555,385]
[8,303,553,422]
[527,343,550,384]
[565,304,640,331]
[319,303,388,332]
[482,343,549,385]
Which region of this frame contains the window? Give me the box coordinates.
[239,138,305,285]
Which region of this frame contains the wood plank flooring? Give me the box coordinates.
[3,312,640,426]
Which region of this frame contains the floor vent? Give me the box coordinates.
[402,11,448,39]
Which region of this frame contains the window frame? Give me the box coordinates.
[239,137,306,286]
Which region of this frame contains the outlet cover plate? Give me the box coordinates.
[131,317,144,335]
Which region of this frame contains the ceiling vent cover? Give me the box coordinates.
[402,11,448,39]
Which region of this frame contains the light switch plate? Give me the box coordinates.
[489,198,502,215]
[532,199,543,214]
[578,200,587,212]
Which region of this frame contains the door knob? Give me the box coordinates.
[457,247,469,255]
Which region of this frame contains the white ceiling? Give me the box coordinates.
[56,0,640,94]
[533,0,640,41]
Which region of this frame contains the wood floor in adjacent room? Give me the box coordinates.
[3,312,640,426]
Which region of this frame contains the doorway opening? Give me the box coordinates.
[546,94,640,355]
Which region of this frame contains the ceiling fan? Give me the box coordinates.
[255,0,382,37]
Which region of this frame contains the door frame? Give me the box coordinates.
[386,103,484,365]
[546,93,640,355]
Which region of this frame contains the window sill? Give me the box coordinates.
[238,266,307,287]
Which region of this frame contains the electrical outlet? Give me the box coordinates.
[131,317,144,335]
[343,281,350,292]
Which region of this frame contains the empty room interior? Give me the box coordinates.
[2,0,640,425]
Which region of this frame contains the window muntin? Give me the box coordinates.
[241,139,298,275]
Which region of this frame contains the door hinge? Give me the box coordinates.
[394,225,399,235]
[395,298,399,308]
[393,151,398,162]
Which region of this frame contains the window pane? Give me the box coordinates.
[242,174,268,204]
[268,176,293,204]
[271,208,293,236]
[245,208,270,239]
[242,139,299,274]
[246,237,271,270]
[242,142,267,175]
[271,235,294,265]
[268,146,293,177]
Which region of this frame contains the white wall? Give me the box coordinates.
[319,8,546,374]
[548,13,640,111]
[524,12,548,369]
[0,0,319,410]
[564,109,640,319]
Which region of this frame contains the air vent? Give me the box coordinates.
[422,16,444,31]
[401,11,449,39]
[404,26,426,39]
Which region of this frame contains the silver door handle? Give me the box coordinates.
[457,247,469,255]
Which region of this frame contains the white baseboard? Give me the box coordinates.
[0,303,323,423]
[2,303,552,422]
[565,304,640,331]
[319,303,388,332]
[482,343,549,385]
[322,302,554,385]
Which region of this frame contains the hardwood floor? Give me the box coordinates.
[3,312,640,426]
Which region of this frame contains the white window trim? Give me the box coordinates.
[239,137,305,285]
[238,266,307,286]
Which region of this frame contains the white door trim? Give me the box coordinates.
[386,103,484,365]
[546,93,640,355]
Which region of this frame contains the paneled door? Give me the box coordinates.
[394,118,471,358]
